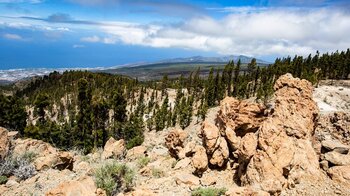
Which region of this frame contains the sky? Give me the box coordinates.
[0,0,350,69]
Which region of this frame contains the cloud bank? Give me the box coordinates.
[79,7,350,57]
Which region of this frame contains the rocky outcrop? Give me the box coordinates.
[12,138,74,171]
[102,137,126,159]
[0,127,9,160]
[193,73,323,194]
[165,129,187,158]
[239,74,321,194]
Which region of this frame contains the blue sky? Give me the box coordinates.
[0,0,350,69]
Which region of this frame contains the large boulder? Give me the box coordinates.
[324,151,350,166]
[0,127,9,160]
[191,145,208,175]
[12,138,74,171]
[217,97,266,137]
[46,176,102,196]
[200,121,220,154]
[126,146,147,160]
[239,74,321,194]
[175,172,200,186]
[200,121,229,167]
[102,137,126,159]
[236,133,257,162]
[165,129,187,158]
[327,165,350,183]
[209,137,229,167]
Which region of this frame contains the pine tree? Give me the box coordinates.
[205,68,215,107]
[233,59,241,97]
[34,93,49,124]
[76,78,93,153]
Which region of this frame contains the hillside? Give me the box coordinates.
[1,74,350,195]
[101,55,269,80]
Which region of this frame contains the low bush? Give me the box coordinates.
[0,151,37,180]
[94,161,135,196]
[0,175,8,184]
[191,187,227,196]
[137,157,150,168]
[151,168,164,178]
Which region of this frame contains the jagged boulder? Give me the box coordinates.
[217,97,266,137]
[191,145,208,175]
[0,127,9,160]
[236,133,257,162]
[200,121,220,154]
[200,121,229,167]
[102,137,126,159]
[209,137,229,167]
[165,129,187,158]
[239,73,321,194]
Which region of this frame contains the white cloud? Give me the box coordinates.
[73,44,85,48]
[91,7,350,57]
[3,33,23,40]
[81,35,100,42]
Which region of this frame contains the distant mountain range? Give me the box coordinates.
[154,55,269,65]
[118,55,270,68]
[0,55,270,84]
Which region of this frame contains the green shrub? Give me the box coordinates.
[0,175,8,184]
[126,135,144,150]
[191,187,227,196]
[137,157,150,168]
[94,161,135,196]
[151,168,164,178]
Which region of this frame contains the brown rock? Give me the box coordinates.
[217,97,266,137]
[12,138,74,171]
[175,173,200,186]
[0,127,9,160]
[102,137,126,159]
[165,129,188,158]
[191,145,208,175]
[7,131,19,140]
[200,174,216,186]
[225,187,269,196]
[209,137,229,167]
[54,152,74,170]
[225,127,241,151]
[322,139,349,154]
[328,165,350,183]
[324,151,350,166]
[124,189,155,196]
[126,146,147,160]
[236,133,257,162]
[200,121,220,155]
[178,141,196,159]
[46,176,97,196]
[239,74,321,194]
[174,157,191,170]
